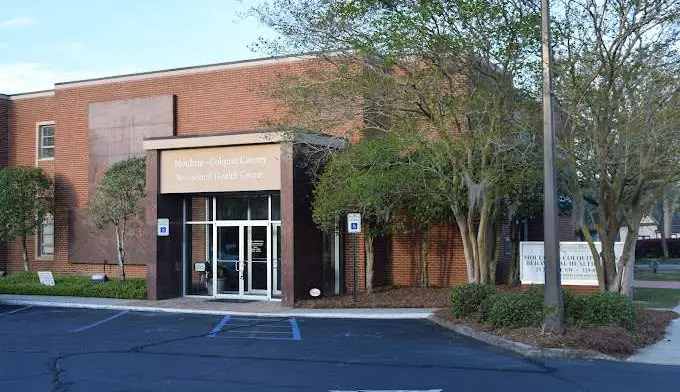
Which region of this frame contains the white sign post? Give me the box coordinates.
[347,213,361,301]
[520,241,624,285]
[157,218,170,237]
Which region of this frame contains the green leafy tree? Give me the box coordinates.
[312,132,416,292]
[87,157,146,280]
[0,167,53,272]
[554,0,680,294]
[254,0,543,284]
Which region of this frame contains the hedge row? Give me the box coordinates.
[450,283,636,330]
[0,272,146,299]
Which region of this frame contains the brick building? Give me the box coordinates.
[0,55,577,306]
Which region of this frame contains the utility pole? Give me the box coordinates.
[541,0,564,333]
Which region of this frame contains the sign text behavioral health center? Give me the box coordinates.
[160,144,281,194]
[520,242,624,285]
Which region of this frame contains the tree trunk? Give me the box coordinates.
[616,218,641,296]
[21,235,29,272]
[364,234,374,293]
[489,222,501,285]
[115,225,126,281]
[421,227,429,288]
[662,198,672,258]
[453,206,476,282]
[477,198,490,284]
[508,221,520,285]
[581,223,605,292]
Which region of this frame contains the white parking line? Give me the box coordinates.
[0,305,32,316]
[71,310,130,332]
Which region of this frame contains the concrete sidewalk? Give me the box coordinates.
[0,294,435,319]
[628,305,680,366]
[634,280,680,289]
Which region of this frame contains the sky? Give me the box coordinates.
[0,0,278,94]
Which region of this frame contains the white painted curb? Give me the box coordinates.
[0,299,434,319]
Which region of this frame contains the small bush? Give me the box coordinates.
[523,285,583,325]
[450,283,496,318]
[0,272,146,299]
[579,292,636,330]
[481,292,544,328]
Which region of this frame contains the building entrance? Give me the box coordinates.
[184,193,281,300]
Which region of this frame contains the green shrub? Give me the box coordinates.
[523,285,583,325]
[0,272,146,299]
[450,283,496,318]
[481,292,544,328]
[579,292,636,330]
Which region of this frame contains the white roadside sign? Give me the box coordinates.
[347,213,362,233]
[520,241,624,286]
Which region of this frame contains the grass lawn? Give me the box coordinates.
[0,272,146,299]
[633,287,680,309]
[636,258,680,265]
[634,270,680,281]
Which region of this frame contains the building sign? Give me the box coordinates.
[160,144,281,194]
[520,241,624,286]
[157,218,169,237]
[347,213,361,233]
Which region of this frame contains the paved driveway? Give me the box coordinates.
[1,304,679,391]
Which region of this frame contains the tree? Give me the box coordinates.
[650,184,680,258]
[312,132,416,292]
[253,0,543,284]
[87,157,146,280]
[0,167,53,272]
[553,0,680,294]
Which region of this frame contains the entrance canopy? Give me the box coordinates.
[142,130,346,306]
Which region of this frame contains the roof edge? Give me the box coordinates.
[55,52,327,90]
[8,90,55,100]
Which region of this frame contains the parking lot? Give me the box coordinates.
[1,303,679,391]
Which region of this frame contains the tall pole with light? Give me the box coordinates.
[541,0,564,332]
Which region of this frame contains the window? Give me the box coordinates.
[38,124,55,159]
[37,213,54,259]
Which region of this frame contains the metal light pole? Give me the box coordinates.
[541,0,564,332]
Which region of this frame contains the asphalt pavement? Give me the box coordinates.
[1,303,679,392]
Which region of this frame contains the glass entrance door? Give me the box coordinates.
[213,223,271,299]
[246,225,269,295]
[214,225,242,296]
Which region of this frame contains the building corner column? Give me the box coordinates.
[280,142,295,307]
[145,149,160,300]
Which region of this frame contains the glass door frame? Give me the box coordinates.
[212,222,244,298]
[183,194,281,301]
[213,221,273,300]
[244,223,271,297]
[272,222,281,297]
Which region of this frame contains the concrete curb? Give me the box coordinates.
[0,298,434,320]
[428,315,619,362]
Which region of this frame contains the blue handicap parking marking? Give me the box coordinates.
[207,316,302,341]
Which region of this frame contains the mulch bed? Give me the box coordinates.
[295,286,452,308]
[296,286,678,358]
[295,285,526,309]
[435,308,679,358]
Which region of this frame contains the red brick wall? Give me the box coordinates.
[2,59,330,278]
[0,97,8,272]
[2,56,472,291]
[4,95,58,274]
[390,225,467,287]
